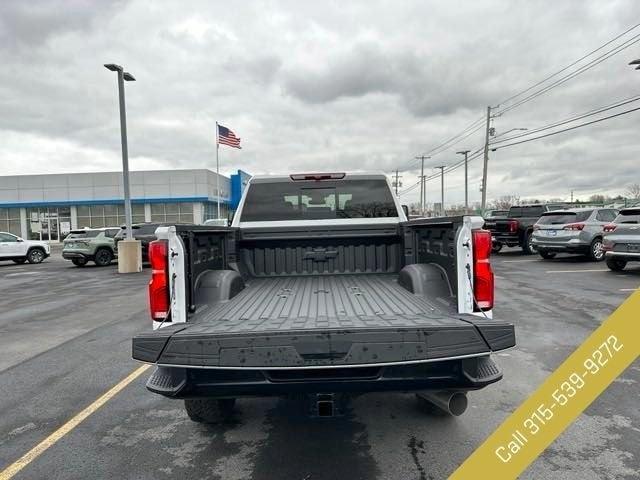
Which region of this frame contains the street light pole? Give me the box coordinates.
[456,150,470,213]
[104,64,135,241]
[435,165,446,216]
[481,106,492,211]
[105,63,140,273]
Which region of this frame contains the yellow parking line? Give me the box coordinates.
[0,364,150,480]
[546,269,608,273]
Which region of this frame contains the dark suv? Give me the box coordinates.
[114,223,165,262]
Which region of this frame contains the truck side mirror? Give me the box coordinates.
[401,205,409,217]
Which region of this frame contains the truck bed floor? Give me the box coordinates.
[193,274,458,332]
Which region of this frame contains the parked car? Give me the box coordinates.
[531,208,618,261]
[62,228,120,266]
[114,223,165,262]
[485,204,566,254]
[603,207,640,271]
[0,232,50,264]
[132,172,515,422]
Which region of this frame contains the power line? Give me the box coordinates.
[497,23,640,107]
[491,105,640,150]
[496,31,640,115]
[490,93,640,145]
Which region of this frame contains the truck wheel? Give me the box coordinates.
[491,243,502,254]
[589,238,605,261]
[27,248,45,264]
[94,248,113,266]
[522,232,535,255]
[606,258,626,271]
[184,398,236,423]
[12,258,27,264]
[539,250,556,260]
[72,258,87,267]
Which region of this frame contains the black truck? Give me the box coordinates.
[485,204,565,254]
[132,173,515,421]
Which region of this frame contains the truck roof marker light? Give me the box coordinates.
[290,173,346,181]
[472,229,494,312]
[148,239,170,321]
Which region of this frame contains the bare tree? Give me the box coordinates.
[492,195,520,210]
[626,183,640,199]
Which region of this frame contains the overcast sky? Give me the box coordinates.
[1,0,639,206]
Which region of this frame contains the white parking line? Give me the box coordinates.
[619,288,639,292]
[4,272,40,277]
[546,269,608,273]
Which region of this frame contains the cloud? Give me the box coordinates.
[0,0,639,207]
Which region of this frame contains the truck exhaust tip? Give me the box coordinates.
[417,391,468,416]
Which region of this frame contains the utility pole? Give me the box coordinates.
[393,169,403,196]
[456,150,470,213]
[571,190,574,203]
[435,165,446,216]
[415,156,430,216]
[481,106,492,211]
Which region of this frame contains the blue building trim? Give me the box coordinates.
[230,169,252,210]
[0,196,230,208]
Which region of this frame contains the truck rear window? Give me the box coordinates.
[241,180,398,221]
[537,211,591,224]
[508,206,545,217]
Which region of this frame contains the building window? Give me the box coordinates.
[0,208,21,236]
[150,202,193,223]
[76,203,144,228]
[204,202,228,221]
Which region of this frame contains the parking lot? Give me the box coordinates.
[0,250,638,480]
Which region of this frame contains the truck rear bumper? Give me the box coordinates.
[145,354,504,399]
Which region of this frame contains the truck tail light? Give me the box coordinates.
[508,219,519,233]
[603,224,617,233]
[564,223,585,231]
[148,240,170,321]
[472,229,494,311]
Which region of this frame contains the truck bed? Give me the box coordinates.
[133,273,515,369]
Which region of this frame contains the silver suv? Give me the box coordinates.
[531,207,618,261]
[603,207,640,271]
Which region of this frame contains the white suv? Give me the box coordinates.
[0,232,50,264]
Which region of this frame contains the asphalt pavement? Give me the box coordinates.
[0,250,638,480]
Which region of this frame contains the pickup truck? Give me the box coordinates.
[485,204,565,254]
[132,172,515,421]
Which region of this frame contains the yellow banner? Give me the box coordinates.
[450,290,640,480]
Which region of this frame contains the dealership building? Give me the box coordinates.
[0,169,251,241]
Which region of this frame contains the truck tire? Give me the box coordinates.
[184,398,236,423]
[539,250,556,260]
[72,258,87,267]
[491,243,502,254]
[606,258,626,271]
[94,248,113,267]
[27,248,45,264]
[12,258,27,264]
[588,238,605,261]
[521,231,535,255]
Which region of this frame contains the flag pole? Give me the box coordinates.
[216,122,220,219]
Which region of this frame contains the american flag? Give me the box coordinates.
[217,124,241,149]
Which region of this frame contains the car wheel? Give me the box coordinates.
[539,250,556,260]
[491,243,502,254]
[27,248,45,264]
[522,232,535,255]
[606,258,626,271]
[12,258,27,264]
[589,238,605,261]
[72,257,87,267]
[94,248,113,266]
[184,398,236,423]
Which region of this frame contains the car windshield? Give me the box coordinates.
[67,230,101,239]
[614,209,640,224]
[537,211,591,225]
[240,179,398,221]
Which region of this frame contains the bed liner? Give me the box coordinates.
[133,274,515,368]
